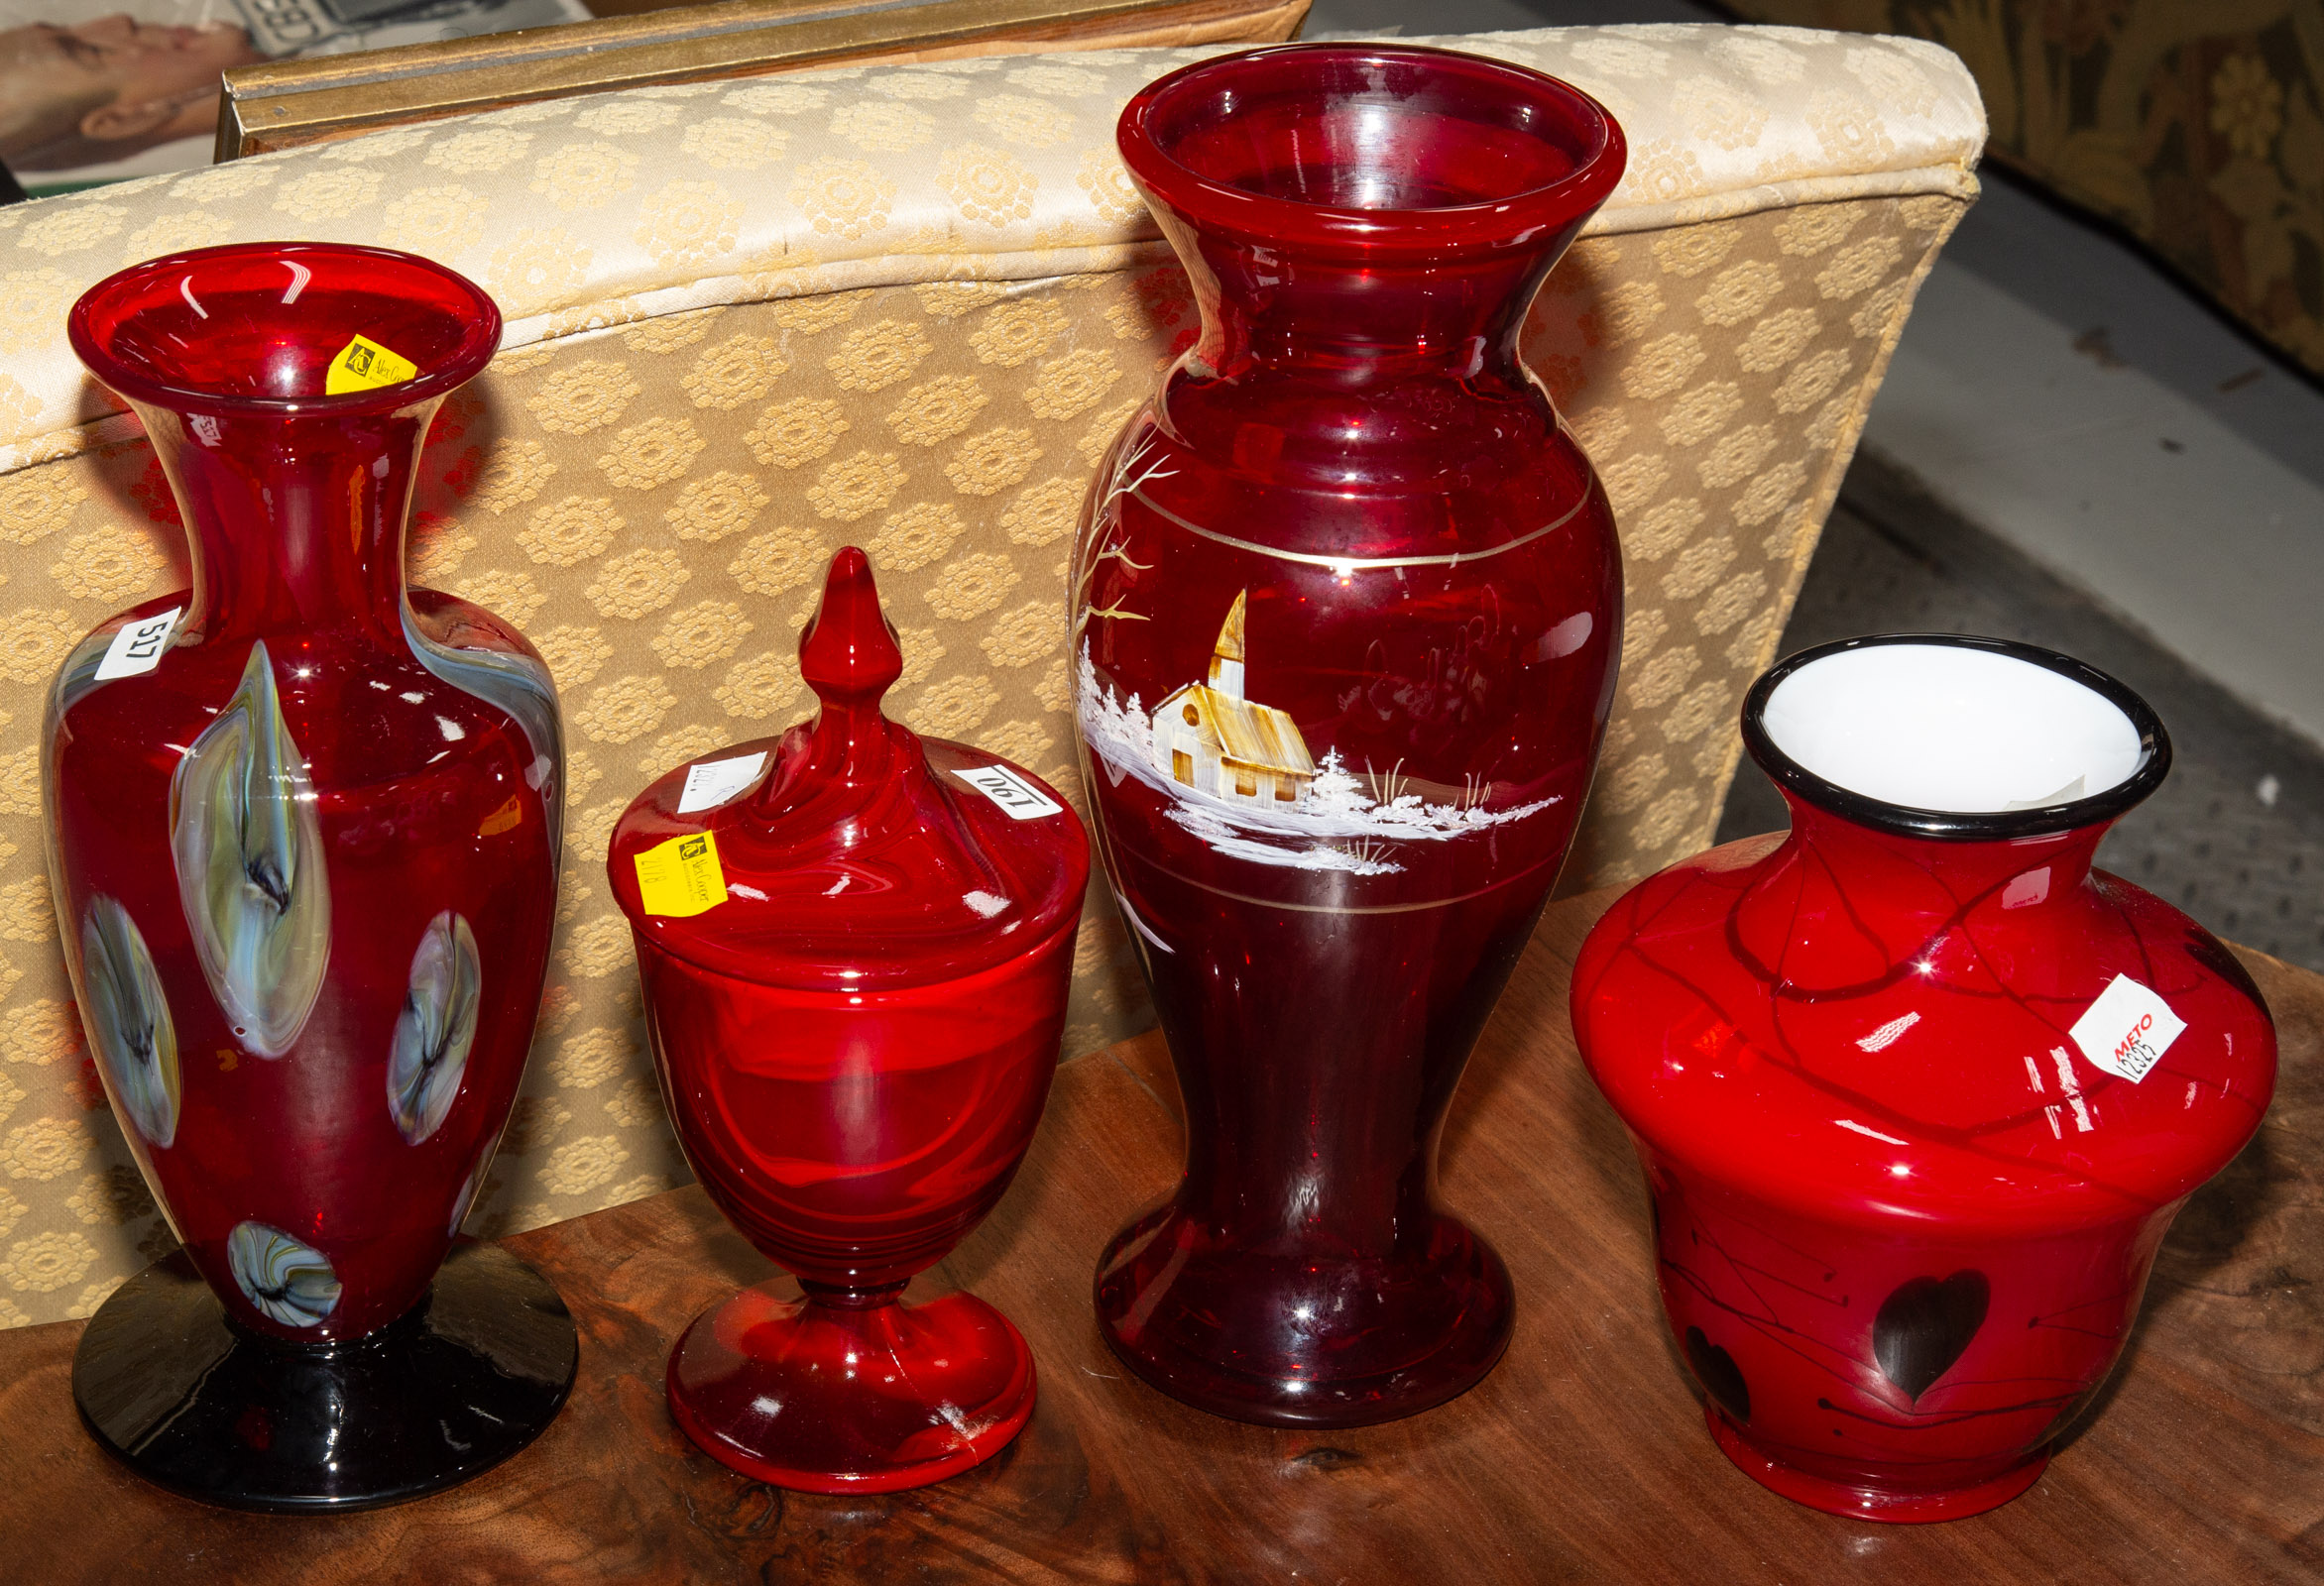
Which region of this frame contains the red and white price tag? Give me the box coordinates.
[2070,974,2186,1083]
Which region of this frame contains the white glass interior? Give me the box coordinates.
[1760,644,2144,814]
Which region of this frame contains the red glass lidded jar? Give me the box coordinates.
[1573,634,2277,1522]
[608,547,1089,1494]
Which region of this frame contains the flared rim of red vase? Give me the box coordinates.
[1116,43,1628,259]
[68,241,503,419]
[1742,632,2173,843]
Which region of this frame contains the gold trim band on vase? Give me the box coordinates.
[1125,487,1591,571]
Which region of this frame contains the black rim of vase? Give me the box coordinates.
[1740,632,2172,842]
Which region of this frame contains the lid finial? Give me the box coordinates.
[800,547,904,711]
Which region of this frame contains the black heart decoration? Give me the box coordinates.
[1685,1325,1750,1423]
[1874,1270,1990,1402]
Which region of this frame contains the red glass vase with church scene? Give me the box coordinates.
[1071,44,1628,1426]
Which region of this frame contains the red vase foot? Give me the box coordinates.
[1703,1406,2047,1524]
[666,1282,1036,1493]
[1095,1202,1512,1427]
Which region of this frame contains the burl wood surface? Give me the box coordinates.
[4,889,2322,1583]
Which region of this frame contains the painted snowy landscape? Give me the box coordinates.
[1076,647,1558,876]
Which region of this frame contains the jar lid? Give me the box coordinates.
[606,549,1089,991]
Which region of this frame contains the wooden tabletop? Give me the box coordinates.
[5,887,2322,1584]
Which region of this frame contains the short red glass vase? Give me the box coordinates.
[51,243,573,1512]
[609,549,1089,1494]
[1073,45,1626,1426]
[1573,634,2276,1522]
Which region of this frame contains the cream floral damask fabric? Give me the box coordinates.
[1541,191,1966,887]
[0,25,1983,1323]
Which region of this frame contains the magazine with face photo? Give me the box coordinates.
[0,0,591,191]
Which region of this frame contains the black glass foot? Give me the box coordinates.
[72,1240,578,1514]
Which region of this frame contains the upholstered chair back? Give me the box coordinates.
[0,26,1983,1323]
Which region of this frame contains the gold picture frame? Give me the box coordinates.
[217,0,1310,159]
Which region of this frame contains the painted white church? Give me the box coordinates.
[1148,592,1318,808]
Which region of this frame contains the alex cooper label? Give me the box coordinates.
[2070,974,2188,1083]
[634,831,729,918]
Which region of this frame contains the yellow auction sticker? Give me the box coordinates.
[324,334,419,395]
[634,830,728,919]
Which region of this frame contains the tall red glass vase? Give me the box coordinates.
[1073,45,1627,1426]
[49,243,574,1512]
[1573,635,2277,1521]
